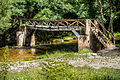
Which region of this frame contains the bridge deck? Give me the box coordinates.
[28,25,85,31]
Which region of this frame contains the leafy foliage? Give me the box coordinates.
[0,0,12,33]
[0,0,120,46]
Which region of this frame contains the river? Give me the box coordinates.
[0,39,77,62]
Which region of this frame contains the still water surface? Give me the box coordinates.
[0,40,77,62]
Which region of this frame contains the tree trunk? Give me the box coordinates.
[98,0,106,35]
[108,0,119,43]
[98,0,104,25]
[108,0,113,33]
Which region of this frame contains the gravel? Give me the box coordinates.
[0,48,120,72]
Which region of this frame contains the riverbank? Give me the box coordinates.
[0,48,120,80]
[0,39,77,62]
[0,33,120,80]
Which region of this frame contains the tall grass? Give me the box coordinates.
[0,46,9,80]
[0,48,120,80]
[36,50,74,59]
[5,63,120,80]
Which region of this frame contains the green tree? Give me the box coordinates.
[0,0,12,33]
[0,0,13,46]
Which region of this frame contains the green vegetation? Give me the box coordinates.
[0,0,120,80]
[0,0,120,46]
[78,48,93,54]
[63,36,74,41]
[114,32,120,37]
[0,0,12,33]
[36,50,74,59]
[114,32,120,47]
[0,46,10,80]
[0,62,120,80]
[116,44,120,47]
[0,48,120,80]
[36,48,92,59]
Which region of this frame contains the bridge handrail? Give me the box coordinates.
[21,19,90,29]
[22,19,96,22]
[96,19,115,44]
[90,20,109,41]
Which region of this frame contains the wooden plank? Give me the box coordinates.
[72,30,80,38]
[90,20,109,41]
[96,19,115,44]
[29,27,83,31]
[23,19,87,22]
[28,25,84,29]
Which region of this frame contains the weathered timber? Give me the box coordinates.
[24,19,86,28]
[16,19,115,51]
[23,27,27,45]
[85,19,91,47]
[90,20,115,48]
[28,25,84,28]
[29,26,84,31]
[72,30,80,38]
[90,20,103,52]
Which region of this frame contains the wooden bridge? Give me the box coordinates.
[16,19,115,51]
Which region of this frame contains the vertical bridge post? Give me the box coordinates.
[16,19,36,46]
[78,19,91,51]
[23,27,36,46]
[85,19,91,47]
[16,19,24,46]
[30,30,36,46]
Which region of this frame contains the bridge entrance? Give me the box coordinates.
[16,19,115,52]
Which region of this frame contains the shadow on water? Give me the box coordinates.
[0,40,78,62]
[36,42,78,55]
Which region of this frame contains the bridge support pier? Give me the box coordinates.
[16,31,25,46]
[78,35,89,50]
[16,19,115,52]
[89,31,102,52]
[78,19,103,52]
[24,27,36,46]
[78,19,91,51]
[30,30,36,46]
[16,27,36,46]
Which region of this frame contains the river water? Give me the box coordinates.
[0,40,77,62]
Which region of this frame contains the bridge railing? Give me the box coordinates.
[89,19,115,45]
[20,19,89,31]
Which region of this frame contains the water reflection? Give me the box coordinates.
[31,48,36,55]
[0,39,77,62]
